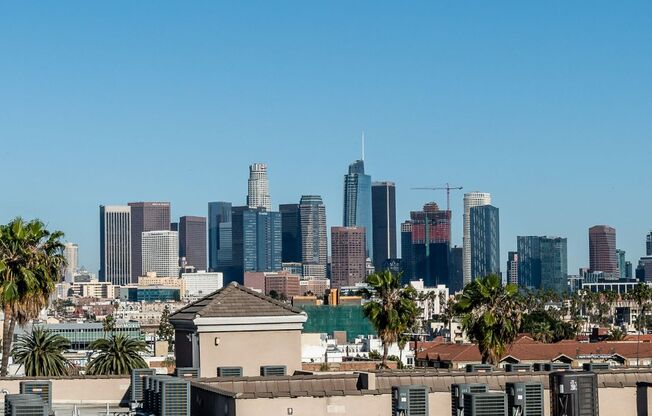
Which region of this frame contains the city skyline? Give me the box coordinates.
[2,3,652,277]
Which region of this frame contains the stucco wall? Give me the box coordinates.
[198,329,302,377]
[0,376,131,405]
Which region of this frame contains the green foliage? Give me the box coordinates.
[12,327,72,376]
[455,274,523,364]
[362,270,419,368]
[0,218,65,376]
[103,314,116,333]
[521,310,577,343]
[608,328,625,341]
[86,334,148,375]
[156,305,175,348]
[368,350,381,360]
[386,355,405,369]
[318,363,330,372]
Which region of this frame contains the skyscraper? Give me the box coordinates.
[506,251,518,285]
[231,207,282,284]
[469,204,500,280]
[179,216,207,271]
[371,181,396,270]
[647,232,652,256]
[247,163,271,211]
[463,192,492,285]
[128,202,171,281]
[330,226,366,289]
[404,203,451,287]
[400,221,413,283]
[63,242,79,283]
[616,249,627,281]
[449,246,464,292]
[99,205,131,286]
[343,160,373,259]
[518,236,568,293]
[540,237,568,293]
[299,195,327,279]
[280,204,302,263]
[589,225,618,278]
[208,202,232,272]
[142,230,179,278]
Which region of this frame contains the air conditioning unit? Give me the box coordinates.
[463,392,507,416]
[550,371,599,416]
[19,381,51,414]
[506,382,544,416]
[217,367,243,377]
[130,368,156,403]
[260,365,287,376]
[505,363,532,373]
[536,362,570,371]
[391,385,429,416]
[4,394,47,416]
[175,367,200,379]
[143,374,172,414]
[159,379,191,416]
[451,383,488,416]
[465,364,493,373]
[582,362,610,371]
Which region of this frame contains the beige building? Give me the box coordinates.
[170,282,307,378]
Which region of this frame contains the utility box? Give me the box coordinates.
[391,385,429,416]
[550,371,599,416]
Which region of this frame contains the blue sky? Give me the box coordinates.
[1,2,651,275]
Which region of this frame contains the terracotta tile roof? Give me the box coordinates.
[170,282,304,322]
[418,340,652,362]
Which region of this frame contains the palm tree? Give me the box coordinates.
[0,218,65,376]
[86,334,148,375]
[602,290,619,325]
[607,328,625,341]
[12,327,71,376]
[455,274,523,365]
[362,270,419,368]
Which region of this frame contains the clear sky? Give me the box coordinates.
[1,2,651,276]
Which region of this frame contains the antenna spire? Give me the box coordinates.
[361,131,365,161]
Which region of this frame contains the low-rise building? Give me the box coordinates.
[181,271,223,297]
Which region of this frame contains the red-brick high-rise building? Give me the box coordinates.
[589,225,618,278]
[330,227,366,289]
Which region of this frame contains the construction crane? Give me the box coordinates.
[411,183,463,212]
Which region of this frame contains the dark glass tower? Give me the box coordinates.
[179,216,207,271]
[343,160,373,259]
[280,204,302,263]
[208,201,232,273]
[127,202,171,282]
[517,236,542,289]
[518,236,568,293]
[371,181,396,270]
[469,204,500,280]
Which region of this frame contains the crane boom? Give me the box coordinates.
[410,183,463,212]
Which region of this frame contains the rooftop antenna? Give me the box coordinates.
[361,131,365,161]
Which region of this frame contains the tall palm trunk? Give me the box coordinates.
[382,342,389,368]
[1,304,13,376]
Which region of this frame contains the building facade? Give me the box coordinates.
[142,230,179,278]
[589,225,618,278]
[99,205,132,286]
[181,271,224,298]
[517,236,542,289]
[63,242,79,283]
[232,208,282,283]
[371,181,396,271]
[128,202,171,281]
[343,160,373,260]
[247,163,271,211]
[463,192,491,285]
[469,204,500,280]
[518,236,568,293]
[208,202,233,272]
[330,227,366,289]
[280,203,302,263]
[179,215,207,271]
[299,195,327,279]
[506,251,518,285]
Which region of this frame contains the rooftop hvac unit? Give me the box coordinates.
[463,392,508,416]
[466,364,493,373]
[217,367,243,377]
[130,368,156,403]
[143,374,172,414]
[451,384,488,416]
[19,381,51,414]
[534,362,570,372]
[175,367,200,379]
[550,371,599,416]
[582,362,610,371]
[260,365,287,376]
[505,363,533,373]
[159,379,191,416]
[506,382,544,416]
[4,394,47,416]
[391,385,429,416]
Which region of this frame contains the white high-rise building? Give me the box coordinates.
[247,163,271,211]
[63,242,78,283]
[100,205,131,286]
[463,192,492,286]
[142,231,179,278]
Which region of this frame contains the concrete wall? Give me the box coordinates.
[198,329,302,378]
[0,376,131,405]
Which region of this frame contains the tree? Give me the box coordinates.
[12,327,72,376]
[455,274,523,364]
[103,314,116,334]
[362,270,419,368]
[0,218,65,376]
[86,334,148,375]
[157,305,175,349]
[607,328,625,341]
